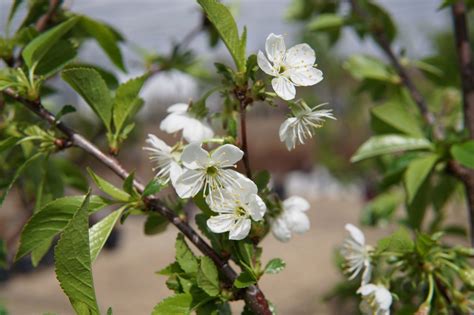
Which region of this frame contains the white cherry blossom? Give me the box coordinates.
[207,177,266,240]
[271,196,310,242]
[279,103,335,151]
[258,33,323,100]
[160,103,214,143]
[341,224,373,285]
[143,134,182,186]
[174,143,244,203]
[357,284,392,315]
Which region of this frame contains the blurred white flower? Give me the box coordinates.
[257,33,323,100]
[357,284,392,315]
[143,134,182,186]
[341,224,372,285]
[271,196,310,242]
[175,143,244,203]
[160,103,214,143]
[207,177,266,240]
[279,103,335,151]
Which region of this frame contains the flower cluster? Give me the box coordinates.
[142,33,332,242]
[341,224,392,314]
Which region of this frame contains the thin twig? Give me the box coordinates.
[35,0,61,32]
[348,0,442,140]
[1,88,271,315]
[239,103,252,179]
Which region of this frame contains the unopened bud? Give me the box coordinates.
[414,303,430,315]
[460,269,474,289]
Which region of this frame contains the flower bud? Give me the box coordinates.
[459,269,474,289]
[414,303,430,315]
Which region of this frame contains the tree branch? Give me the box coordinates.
[35,0,62,32]
[348,0,442,140]
[2,88,271,315]
[451,1,474,247]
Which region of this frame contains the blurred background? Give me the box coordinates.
[0,0,469,314]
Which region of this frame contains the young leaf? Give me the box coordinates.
[122,172,136,196]
[113,76,146,133]
[376,228,414,254]
[451,141,474,169]
[371,102,423,137]
[16,195,110,260]
[197,256,220,297]
[22,17,79,69]
[142,179,164,197]
[89,207,125,263]
[35,39,77,77]
[264,258,286,274]
[175,234,199,275]
[404,154,438,204]
[54,192,100,314]
[88,168,130,202]
[254,170,270,192]
[62,67,114,130]
[344,55,395,82]
[197,0,246,71]
[0,152,43,207]
[152,293,193,315]
[307,14,344,32]
[233,270,256,289]
[144,213,168,235]
[79,16,126,71]
[351,135,433,162]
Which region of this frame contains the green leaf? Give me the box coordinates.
[0,240,7,269]
[0,137,19,153]
[113,76,146,133]
[415,232,436,257]
[144,213,168,235]
[35,39,77,77]
[197,0,246,71]
[371,102,423,137]
[0,152,43,207]
[404,154,438,203]
[233,270,256,289]
[62,67,114,130]
[54,192,100,314]
[197,256,220,297]
[79,16,126,71]
[175,234,199,275]
[142,179,164,197]
[54,158,88,192]
[88,168,130,202]
[254,170,270,192]
[376,228,414,254]
[157,262,183,276]
[31,237,53,267]
[451,141,474,169]
[89,207,125,263]
[264,258,286,274]
[307,14,344,31]
[22,17,79,69]
[343,55,396,82]
[351,135,433,162]
[16,195,110,260]
[55,105,77,120]
[152,293,193,315]
[122,172,135,196]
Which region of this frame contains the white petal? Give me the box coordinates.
[160,113,189,134]
[207,214,235,233]
[182,118,214,143]
[279,118,297,151]
[145,134,171,152]
[169,161,183,187]
[272,76,296,100]
[357,284,377,296]
[211,144,243,167]
[283,196,310,212]
[265,33,286,64]
[361,261,372,286]
[271,217,292,242]
[248,194,266,221]
[167,103,189,113]
[236,176,258,196]
[285,210,310,234]
[257,51,278,76]
[375,286,392,310]
[229,218,251,240]
[289,67,323,87]
[285,43,316,68]
[181,143,209,169]
[175,169,205,198]
[345,224,365,246]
